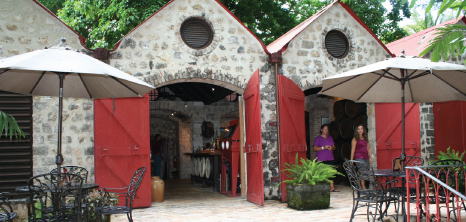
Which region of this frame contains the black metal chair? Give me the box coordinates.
[343,160,399,222]
[27,172,84,222]
[96,167,146,222]
[0,192,17,222]
[51,166,89,183]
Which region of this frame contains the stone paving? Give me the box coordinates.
[110,179,402,222]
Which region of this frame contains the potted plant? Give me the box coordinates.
[277,154,344,210]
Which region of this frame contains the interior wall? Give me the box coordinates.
[305,94,334,160]
[150,117,179,179]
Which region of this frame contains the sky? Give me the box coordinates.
[382,0,413,27]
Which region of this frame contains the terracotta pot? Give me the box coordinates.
[151,176,165,202]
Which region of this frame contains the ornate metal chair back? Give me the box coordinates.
[0,192,17,222]
[27,172,84,222]
[51,166,89,183]
[125,167,146,208]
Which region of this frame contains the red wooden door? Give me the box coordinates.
[433,101,466,160]
[94,95,151,208]
[278,75,306,202]
[376,103,420,169]
[244,70,264,206]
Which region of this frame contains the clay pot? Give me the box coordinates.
[151,176,165,202]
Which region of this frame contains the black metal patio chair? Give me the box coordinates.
[27,172,84,222]
[0,192,17,222]
[96,167,146,222]
[343,160,399,222]
[51,166,89,183]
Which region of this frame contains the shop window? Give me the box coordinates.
[325,30,349,59]
[180,17,214,49]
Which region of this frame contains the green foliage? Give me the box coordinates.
[436,147,465,162]
[87,189,119,222]
[277,154,344,186]
[410,0,466,63]
[0,110,25,140]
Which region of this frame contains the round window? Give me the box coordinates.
[180,18,213,49]
[325,30,349,58]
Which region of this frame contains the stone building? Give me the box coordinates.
[1,0,447,209]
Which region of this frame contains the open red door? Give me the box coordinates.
[376,103,420,170]
[278,75,307,202]
[94,95,151,208]
[244,70,264,206]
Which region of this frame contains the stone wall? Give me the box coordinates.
[304,94,334,160]
[108,0,269,94]
[150,116,179,178]
[281,4,390,91]
[0,0,94,179]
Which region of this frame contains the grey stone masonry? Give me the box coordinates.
[420,103,435,162]
[281,4,390,92]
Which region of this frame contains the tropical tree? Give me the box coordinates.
[409,0,466,63]
[402,10,455,34]
[0,110,25,139]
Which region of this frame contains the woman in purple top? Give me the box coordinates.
[313,124,339,192]
[351,124,373,189]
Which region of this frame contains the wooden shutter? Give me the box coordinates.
[0,91,32,198]
[278,75,307,202]
[376,103,420,169]
[94,95,151,208]
[244,70,264,206]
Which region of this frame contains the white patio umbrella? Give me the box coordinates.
[0,38,155,169]
[320,54,466,167]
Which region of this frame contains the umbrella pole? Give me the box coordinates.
[401,74,406,170]
[56,73,65,173]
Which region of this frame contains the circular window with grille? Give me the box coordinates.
[180,18,214,49]
[325,30,349,58]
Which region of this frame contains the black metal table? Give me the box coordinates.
[374,169,407,222]
[15,183,99,193]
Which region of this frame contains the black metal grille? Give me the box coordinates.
[0,91,32,199]
[180,18,213,49]
[325,30,349,58]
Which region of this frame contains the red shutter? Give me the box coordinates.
[244,70,264,206]
[433,101,466,159]
[278,75,307,202]
[375,103,420,169]
[94,95,151,208]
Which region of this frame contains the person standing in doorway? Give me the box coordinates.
[313,124,339,192]
[351,124,373,189]
[151,134,163,177]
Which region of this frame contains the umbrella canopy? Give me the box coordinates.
[0,38,155,168]
[0,40,153,99]
[320,55,466,167]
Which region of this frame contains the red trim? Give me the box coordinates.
[112,0,270,55]
[338,2,395,57]
[32,0,91,51]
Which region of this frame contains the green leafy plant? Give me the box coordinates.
[276,154,344,186]
[0,110,25,140]
[86,189,119,222]
[436,147,465,162]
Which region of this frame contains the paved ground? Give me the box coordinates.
[110,179,404,222]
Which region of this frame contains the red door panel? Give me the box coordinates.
[376,103,420,169]
[94,95,151,208]
[278,75,306,202]
[434,101,466,160]
[244,70,264,206]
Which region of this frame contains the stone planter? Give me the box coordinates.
[286,183,330,210]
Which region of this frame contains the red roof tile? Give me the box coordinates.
[386,16,466,57]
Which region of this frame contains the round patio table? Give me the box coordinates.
[374,169,407,222]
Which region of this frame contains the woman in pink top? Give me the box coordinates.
[351,124,373,189]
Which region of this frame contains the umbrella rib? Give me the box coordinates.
[406,76,415,102]
[431,71,466,97]
[110,76,139,96]
[320,75,364,93]
[30,71,46,94]
[407,70,431,81]
[78,74,93,99]
[0,69,10,75]
[371,69,399,81]
[356,72,386,101]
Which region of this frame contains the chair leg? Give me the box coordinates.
[350,199,358,222]
[127,211,133,222]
